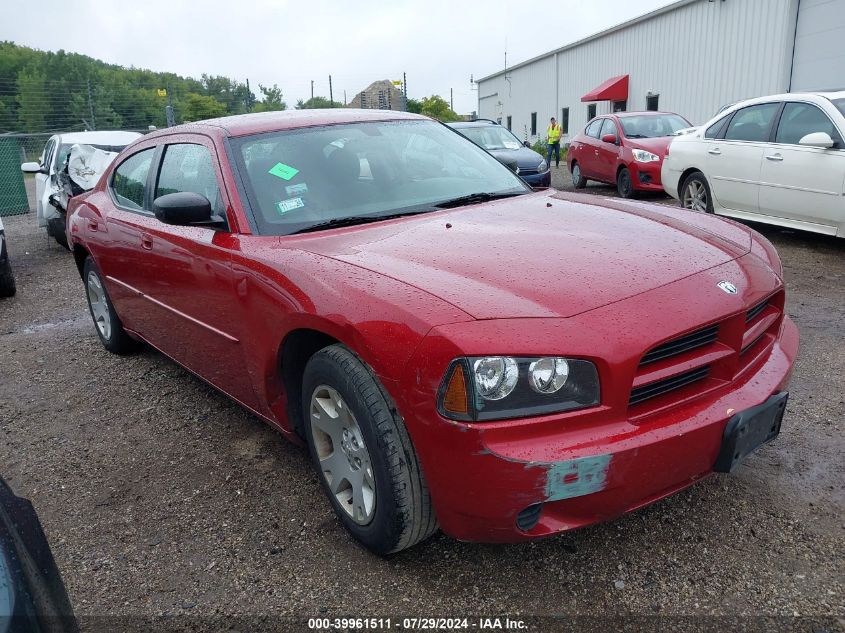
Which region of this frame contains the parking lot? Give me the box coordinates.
[1,175,843,629]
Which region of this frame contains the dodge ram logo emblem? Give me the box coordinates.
[717,280,738,295]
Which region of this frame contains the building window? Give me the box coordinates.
[506,115,512,131]
[587,104,597,120]
[646,94,659,111]
[530,112,537,136]
[560,107,569,134]
[613,100,627,112]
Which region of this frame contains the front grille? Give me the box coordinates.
[629,366,711,406]
[519,168,539,176]
[746,299,769,323]
[640,324,719,366]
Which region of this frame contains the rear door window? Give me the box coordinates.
[585,119,603,138]
[111,148,155,210]
[724,103,780,142]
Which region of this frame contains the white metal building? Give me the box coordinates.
[476,0,845,144]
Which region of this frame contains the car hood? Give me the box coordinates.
[488,146,545,169]
[625,136,674,154]
[297,192,752,319]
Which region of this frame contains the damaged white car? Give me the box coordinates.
[21,131,141,248]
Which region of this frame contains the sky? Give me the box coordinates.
[1,0,672,114]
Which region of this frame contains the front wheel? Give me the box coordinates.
[616,167,637,199]
[302,344,437,554]
[83,257,138,354]
[570,162,587,189]
[680,171,714,213]
[0,253,15,298]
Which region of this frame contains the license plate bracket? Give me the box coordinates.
[713,392,788,473]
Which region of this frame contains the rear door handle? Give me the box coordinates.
[141,233,153,250]
[765,153,783,161]
[708,148,721,155]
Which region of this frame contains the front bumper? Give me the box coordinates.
[521,170,552,188]
[410,318,797,542]
[629,160,665,192]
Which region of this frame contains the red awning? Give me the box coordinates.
[581,75,629,102]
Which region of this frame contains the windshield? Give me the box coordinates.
[618,114,690,138]
[456,125,523,151]
[232,119,529,236]
[831,98,845,118]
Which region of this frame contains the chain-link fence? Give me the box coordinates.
[0,134,48,216]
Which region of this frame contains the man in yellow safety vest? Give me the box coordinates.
[546,117,562,168]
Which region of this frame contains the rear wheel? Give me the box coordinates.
[83,257,138,354]
[46,216,69,250]
[570,162,587,189]
[680,171,714,213]
[616,167,636,198]
[302,344,437,554]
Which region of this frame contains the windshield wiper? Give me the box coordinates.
[290,210,430,235]
[433,191,525,209]
[624,133,648,138]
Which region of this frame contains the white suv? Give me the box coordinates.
[21,130,141,247]
[662,92,845,238]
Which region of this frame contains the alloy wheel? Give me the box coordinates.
[309,385,376,525]
[87,271,112,340]
[572,164,581,186]
[683,179,709,212]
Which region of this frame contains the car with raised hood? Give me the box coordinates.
[66,109,797,554]
[448,119,551,188]
[662,92,845,238]
[21,130,141,248]
[568,111,691,197]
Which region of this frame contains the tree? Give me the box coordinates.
[419,95,460,122]
[253,83,286,112]
[296,96,342,109]
[182,93,227,122]
[406,97,422,114]
[15,68,48,132]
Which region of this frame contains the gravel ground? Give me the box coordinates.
[0,175,843,631]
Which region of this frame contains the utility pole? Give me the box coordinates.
[329,75,333,105]
[450,88,453,112]
[343,90,347,106]
[165,86,175,127]
[86,79,96,131]
[311,80,314,100]
[403,72,408,111]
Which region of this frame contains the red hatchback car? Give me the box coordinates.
[568,111,691,197]
[67,110,797,554]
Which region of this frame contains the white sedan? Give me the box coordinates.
[662,92,845,238]
[21,130,141,247]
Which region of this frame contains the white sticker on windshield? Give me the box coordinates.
[275,197,305,215]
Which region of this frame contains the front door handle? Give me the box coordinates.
[708,148,721,155]
[87,220,99,232]
[765,153,784,162]
[141,233,153,250]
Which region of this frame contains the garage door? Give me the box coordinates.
[791,0,845,92]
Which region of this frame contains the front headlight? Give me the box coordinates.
[538,159,549,172]
[632,149,660,163]
[438,356,600,421]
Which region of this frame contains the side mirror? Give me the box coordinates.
[523,140,531,148]
[601,133,618,145]
[153,192,213,226]
[21,161,44,174]
[798,132,835,149]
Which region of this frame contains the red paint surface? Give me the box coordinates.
[67,110,797,543]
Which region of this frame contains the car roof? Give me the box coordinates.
[448,120,499,128]
[160,108,428,138]
[57,130,143,145]
[610,111,681,118]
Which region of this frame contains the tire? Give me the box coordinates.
[47,216,69,250]
[616,167,637,199]
[0,253,15,298]
[302,344,437,555]
[570,161,587,189]
[679,171,714,213]
[83,257,138,354]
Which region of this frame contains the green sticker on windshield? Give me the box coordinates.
[268,162,299,181]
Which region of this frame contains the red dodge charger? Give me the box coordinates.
[568,111,691,197]
[67,109,797,554]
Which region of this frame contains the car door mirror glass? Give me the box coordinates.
[798,132,834,149]
[153,192,213,226]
